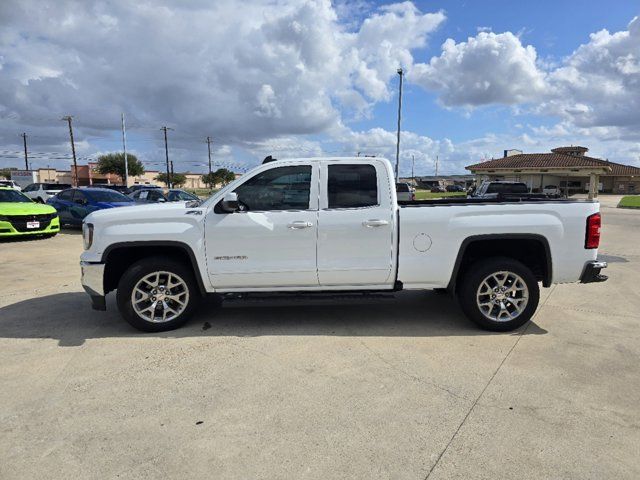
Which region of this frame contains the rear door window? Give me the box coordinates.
[328,164,377,209]
[57,189,74,201]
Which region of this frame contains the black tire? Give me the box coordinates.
[458,257,540,332]
[116,256,201,332]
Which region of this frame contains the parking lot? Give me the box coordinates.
[1,196,639,479]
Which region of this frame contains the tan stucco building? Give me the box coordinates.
[34,163,240,189]
[466,146,640,198]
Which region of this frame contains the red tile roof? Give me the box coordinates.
[466,153,640,176]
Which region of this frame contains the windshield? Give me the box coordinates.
[0,189,31,203]
[168,190,199,201]
[85,189,133,203]
[44,183,71,190]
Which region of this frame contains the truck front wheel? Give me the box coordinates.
[116,257,201,332]
[459,257,540,331]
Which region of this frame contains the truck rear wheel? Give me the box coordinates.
[116,257,201,332]
[459,257,539,331]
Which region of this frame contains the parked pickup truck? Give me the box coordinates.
[80,157,607,332]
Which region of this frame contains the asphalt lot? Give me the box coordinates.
[1,196,639,479]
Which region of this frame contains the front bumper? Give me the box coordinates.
[0,216,60,237]
[580,260,608,284]
[80,261,107,310]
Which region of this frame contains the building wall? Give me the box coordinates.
[34,165,241,190]
[477,173,640,194]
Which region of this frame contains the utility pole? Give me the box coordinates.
[170,161,175,188]
[62,116,78,186]
[121,113,129,187]
[20,133,28,170]
[395,67,403,182]
[411,154,415,185]
[161,126,172,188]
[435,155,439,177]
[206,136,213,175]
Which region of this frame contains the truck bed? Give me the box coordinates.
[398,194,583,207]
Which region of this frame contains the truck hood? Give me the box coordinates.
[0,202,57,216]
[85,201,195,224]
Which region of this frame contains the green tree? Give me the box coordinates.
[201,172,217,189]
[213,168,235,186]
[155,172,187,187]
[0,168,12,180]
[95,153,145,181]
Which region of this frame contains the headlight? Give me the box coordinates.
[83,223,94,250]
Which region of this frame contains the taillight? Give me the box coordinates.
[411,193,415,201]
[585,213,601,249]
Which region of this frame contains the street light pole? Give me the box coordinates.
[121,113,129,187]
[394,67,403,182]
[411,154,415,185]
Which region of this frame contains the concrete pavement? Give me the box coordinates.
[0,201,638,479]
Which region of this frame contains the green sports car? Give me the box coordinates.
[0,187,60,238]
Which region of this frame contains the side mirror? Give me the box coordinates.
[221,192,239,212]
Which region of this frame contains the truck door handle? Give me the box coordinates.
[363,219,389,227]
[288,221,313,229]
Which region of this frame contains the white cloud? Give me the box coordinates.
[412,16,640,141]
[541,16,640,134]
[410,31,547,106]
[0,0,445,171]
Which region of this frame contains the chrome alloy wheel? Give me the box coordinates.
[131,271,190,323]
[476,271,529,322]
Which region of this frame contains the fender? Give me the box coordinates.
[446,233,553,291]
[101,240,208,295]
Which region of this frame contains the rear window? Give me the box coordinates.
[396,183,410,192]
[328,164,378,209]
[44,183,71,190]
[486,183,528,194]
[85,189,132,203]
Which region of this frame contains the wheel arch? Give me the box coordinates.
[447,234,552,292]
[102,241,206,296]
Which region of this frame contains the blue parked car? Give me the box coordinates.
[47,187,134,227]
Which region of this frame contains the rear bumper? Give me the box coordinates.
[80,261,107,310]
[580,261,608,284]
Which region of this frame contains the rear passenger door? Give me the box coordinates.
[317,161,396,286]
[53,189,75,223]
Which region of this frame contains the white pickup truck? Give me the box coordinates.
[80,157,607,332]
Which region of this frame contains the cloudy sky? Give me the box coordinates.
[1,0,639,176]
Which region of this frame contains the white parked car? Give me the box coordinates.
[0,179,21,191]
[80,157,607,333]
[395,182,415,202]
[543,185,561,195]
[22,183,72,203]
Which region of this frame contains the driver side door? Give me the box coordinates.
[205,162,319,289]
